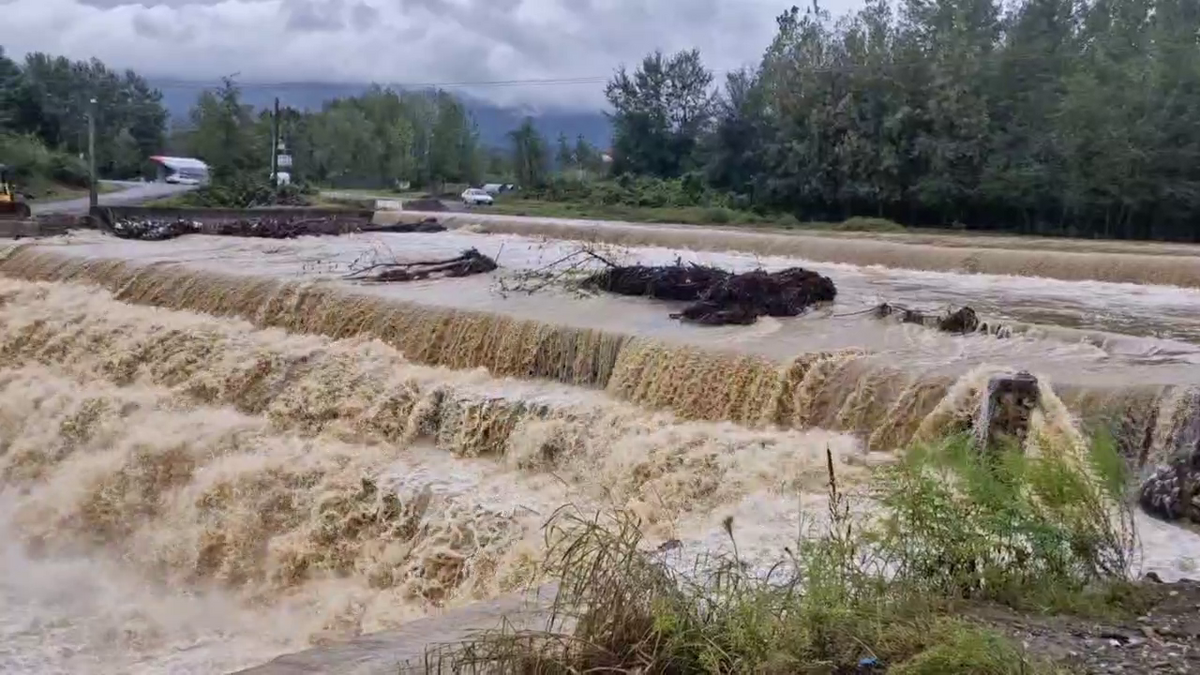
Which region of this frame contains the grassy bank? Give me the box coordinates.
[485,198,909,233]
[430,434,1158,673]
[26,181,120,202]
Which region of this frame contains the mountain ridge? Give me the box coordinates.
[152,80,613,150]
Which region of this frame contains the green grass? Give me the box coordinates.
[484,198,911,233]
[427,433,1139,674]
[22,180,119,202]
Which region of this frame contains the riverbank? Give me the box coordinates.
[242,438,1200,674]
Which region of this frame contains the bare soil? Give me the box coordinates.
[975,580,1200,674]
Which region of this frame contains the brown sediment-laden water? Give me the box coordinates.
[3,226,1200,673]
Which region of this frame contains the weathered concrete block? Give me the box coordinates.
[974,370,1039,453]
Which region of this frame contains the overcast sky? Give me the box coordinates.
[2,0,857,111]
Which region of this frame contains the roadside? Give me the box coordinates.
[27,181,120,202]
[30,181,199,215]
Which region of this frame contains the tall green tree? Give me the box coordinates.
[509,117,549,187]
[678,0,1200,240]
[555,132,574,172]
[606,49,714,177]
[186,77,263,178]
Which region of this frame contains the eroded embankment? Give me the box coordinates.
[382,212,1200,288]
[0,246,1114,459]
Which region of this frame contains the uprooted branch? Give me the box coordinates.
[584,262,837,325]
[874,302,981,334]
[494,243,625,297]
[343,248,498,283]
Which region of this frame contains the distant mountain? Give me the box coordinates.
[152,80,612,150]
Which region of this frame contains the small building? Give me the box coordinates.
[149,156,210,185]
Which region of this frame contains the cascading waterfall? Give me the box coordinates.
[0,247,1129,452]
[3,240,1200,672]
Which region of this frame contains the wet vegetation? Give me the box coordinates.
[428,433,1152,673]
[512,0,1200,242]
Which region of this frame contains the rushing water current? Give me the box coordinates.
[3,226,1200,673]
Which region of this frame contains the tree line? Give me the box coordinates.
[594,0,1200,241]
[0,47,168,186]
[176,79,608,193]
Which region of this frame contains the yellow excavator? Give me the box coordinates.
[0,164,32,220]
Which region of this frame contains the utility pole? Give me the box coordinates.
[270,97,280,185]
[87,98,98,209]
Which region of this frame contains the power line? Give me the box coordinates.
[146,75,615,90]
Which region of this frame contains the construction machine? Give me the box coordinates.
[0,164,32,220]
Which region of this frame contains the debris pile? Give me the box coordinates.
[110,217,200,241]
[206,216,368,238]
[371,218,447,234]
[109,215,447,241]
[344,248,498,283]
[583,262,837,325]
[874,302,981,334]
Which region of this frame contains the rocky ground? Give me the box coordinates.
[977,579,1200,674]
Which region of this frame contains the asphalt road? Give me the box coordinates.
[30,181,198,215]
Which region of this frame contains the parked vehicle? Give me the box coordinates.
[461,188,494,206]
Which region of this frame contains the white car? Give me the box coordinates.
[461,188,494,206]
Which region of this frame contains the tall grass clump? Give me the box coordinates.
[874,433,1136,609]
[427,433,1137,674]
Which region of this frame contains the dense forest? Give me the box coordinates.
[593,0,1200,241]
[0,47,167,187]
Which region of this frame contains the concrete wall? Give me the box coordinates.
[0,217,83,239]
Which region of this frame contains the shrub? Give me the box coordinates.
[702,206,733,224]
[430,432,1134,674]
[777,213,802,228]
[0,132,91,190]
[180,173,314,208]
[873,433,1135,606]
[836,216,907,232]
[0,132,53,183]
[47,152,89,187]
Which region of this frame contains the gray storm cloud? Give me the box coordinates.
[2,0,856,110]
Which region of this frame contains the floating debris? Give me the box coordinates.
[343,248,498,283]
[110,218,200,241]
[584,262,837,326]
[874,303,981,334]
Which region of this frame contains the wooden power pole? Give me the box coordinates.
[270,97,280,184]
[87,98,98,209]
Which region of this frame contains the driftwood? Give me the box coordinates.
[371,218,447,233]
[110,215,448,241]
[108,216,363,241]
[110,218,200,241]
[874,303,981,334]
[583,262,837,326]
[343,248,497,283]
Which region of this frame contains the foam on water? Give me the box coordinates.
[0,278,880,671]
[5,229,1200,672]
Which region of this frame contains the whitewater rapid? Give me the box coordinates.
[4,225,1200,673]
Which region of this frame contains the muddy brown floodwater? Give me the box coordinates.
[2,223,1200,673]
